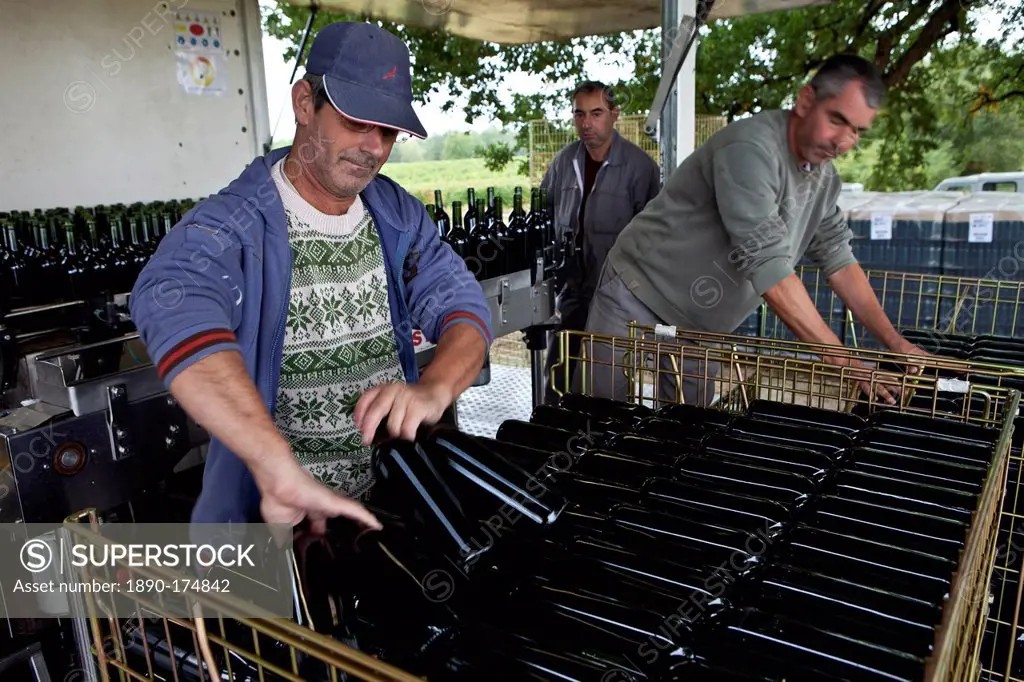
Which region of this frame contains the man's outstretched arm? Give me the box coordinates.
[827,262,920,354]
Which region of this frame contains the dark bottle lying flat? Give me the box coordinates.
[573,449,678,484]
[641,486,788,540]
[833,479,974,525]
[551,472,646,514]
[497,579,691,660]
[757,562,942,632]
[336,524,470,630]
[495,419,596,458]
[787,524,957,582]
[643,478,794,531]
[808,506,964,561]
[521,564,713,633]
[726,416,853,458]
[699,433,834,483]
[701,607,927,682]
[372,439,489,568]
[751,575,938,658]
[675,456,818,507]
[496,532,721,616]
[833,469,979,514]
[553,516,759,585]
[856,426,993,466]
[746,399,866,435]
[868,409,999,448]
[600,432,695,461]
[654,402,735,430]
[666,658,778,682]
[849,442,988,482]
[557,392,654,422]
[566,533,741,600]
[548,506,614,541]
[528,404,626,440]
[432,428,568,526]
[968,346,1024,365]
[434,622,650,681]
[847,448,985,495]
[633,417,709,449]
[608,504,770,571]
[472,436,566,480]
[776,534,952,604]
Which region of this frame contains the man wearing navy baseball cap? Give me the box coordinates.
[131,22,492,533]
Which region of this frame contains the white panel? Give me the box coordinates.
[674,0,697,165]
[0,0,270,212]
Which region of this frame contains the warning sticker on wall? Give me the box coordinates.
[174,9,227,96]
[174,10,225,53]
[176,52,228,96]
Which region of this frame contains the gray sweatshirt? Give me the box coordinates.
[607,109,856,333]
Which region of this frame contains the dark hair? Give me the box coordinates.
[571,81,618,110]
[302,72,331,111]
[808,55,887,109]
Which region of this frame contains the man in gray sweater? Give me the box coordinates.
[576,55,929,405]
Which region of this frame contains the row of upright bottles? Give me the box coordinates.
[0,199,198,313]
[426,186,555,282]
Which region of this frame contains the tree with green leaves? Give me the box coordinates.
[262,0,1023,190]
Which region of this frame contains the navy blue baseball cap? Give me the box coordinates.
[305,22,428,139]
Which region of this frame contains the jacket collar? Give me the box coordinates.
[573,129,625,169]
[226,145,411,234]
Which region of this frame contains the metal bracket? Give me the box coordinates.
[106,383,134,461]
[644,0,715,141]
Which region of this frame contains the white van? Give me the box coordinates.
[934,172,1024,194]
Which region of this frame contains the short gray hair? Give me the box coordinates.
[808,55,886,109]
[301,72,330,111]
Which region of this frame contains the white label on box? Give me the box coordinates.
[654,324,677,339]
[968,213,994,243]
[870,213,893,240]
[937,377,970,394]
[412,329,436,353]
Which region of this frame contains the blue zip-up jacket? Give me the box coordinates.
[130,146,493,525]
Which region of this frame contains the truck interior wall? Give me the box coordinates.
[0,0,271,212]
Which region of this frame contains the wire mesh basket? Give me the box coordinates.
[553,328,1020,681]
[629,272,1024,681]
[751,266,1024,348]
[59,509,423,682]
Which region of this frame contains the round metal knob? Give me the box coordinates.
[53,442,87,475]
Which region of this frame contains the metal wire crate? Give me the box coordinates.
[59,509,423,682]
[752,266,1024,348]
[553,328,1020,682]
[629,324,1024,680]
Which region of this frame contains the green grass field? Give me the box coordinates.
[379,157,532,213]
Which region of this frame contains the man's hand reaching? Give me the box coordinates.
[823,353,905,406]
[354,380,453,444]
[255,452,382,536]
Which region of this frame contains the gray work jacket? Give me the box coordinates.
[541,130,662,310]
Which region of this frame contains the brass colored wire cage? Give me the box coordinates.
[553,327,1020,682]
[60,509,423,682]
[624,323,1024,681]
[760,266,1024,347]
[645,264,1024,681]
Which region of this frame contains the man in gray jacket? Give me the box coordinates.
[541,81,661,403]
[577,55,930,406]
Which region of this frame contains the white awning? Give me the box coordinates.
[277,0,834,44]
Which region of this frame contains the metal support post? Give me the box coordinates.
[646,0,712,172]
[523,325,556,409]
